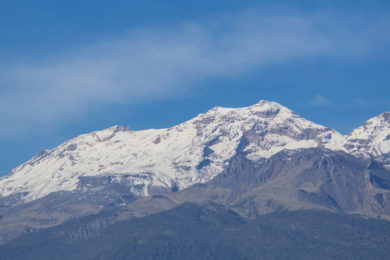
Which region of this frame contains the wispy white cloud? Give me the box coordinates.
[307,95,334,107]
[0,9,389,138]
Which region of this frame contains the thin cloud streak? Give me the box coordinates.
[0,9,389,138]
[307,95,334,107]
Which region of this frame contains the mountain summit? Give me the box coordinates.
[0,100,346,202]
[0,101,388,203]
[346,112,390,157]
[0,100,389,244]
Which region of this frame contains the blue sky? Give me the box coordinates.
[0,0,390,174]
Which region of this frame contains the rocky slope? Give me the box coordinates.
[1,147,390,246]
[109,148,390,220]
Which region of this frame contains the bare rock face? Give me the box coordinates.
[0,147,390,244]
[123,147,390,220]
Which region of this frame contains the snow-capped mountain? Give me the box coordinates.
[345,112,390,157]
[0,100,388,203]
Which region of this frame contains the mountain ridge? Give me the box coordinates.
[0,100,389,203]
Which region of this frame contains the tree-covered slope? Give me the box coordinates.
[1,203,390,260]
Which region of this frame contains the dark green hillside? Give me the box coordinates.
[1,203,390,260]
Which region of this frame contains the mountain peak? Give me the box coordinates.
[99,125,130,134]
[350,113,390,135]
[345,112,390,158]
[380,112,390,123]
[254,99,282,107]
[89,125,130,142]
[362,112,390,126]
[249,100,292,117]
[203,100,291,119]
[1,100,389,204]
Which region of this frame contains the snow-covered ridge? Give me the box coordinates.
[345,112,390,157]
[0,100,388,202]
